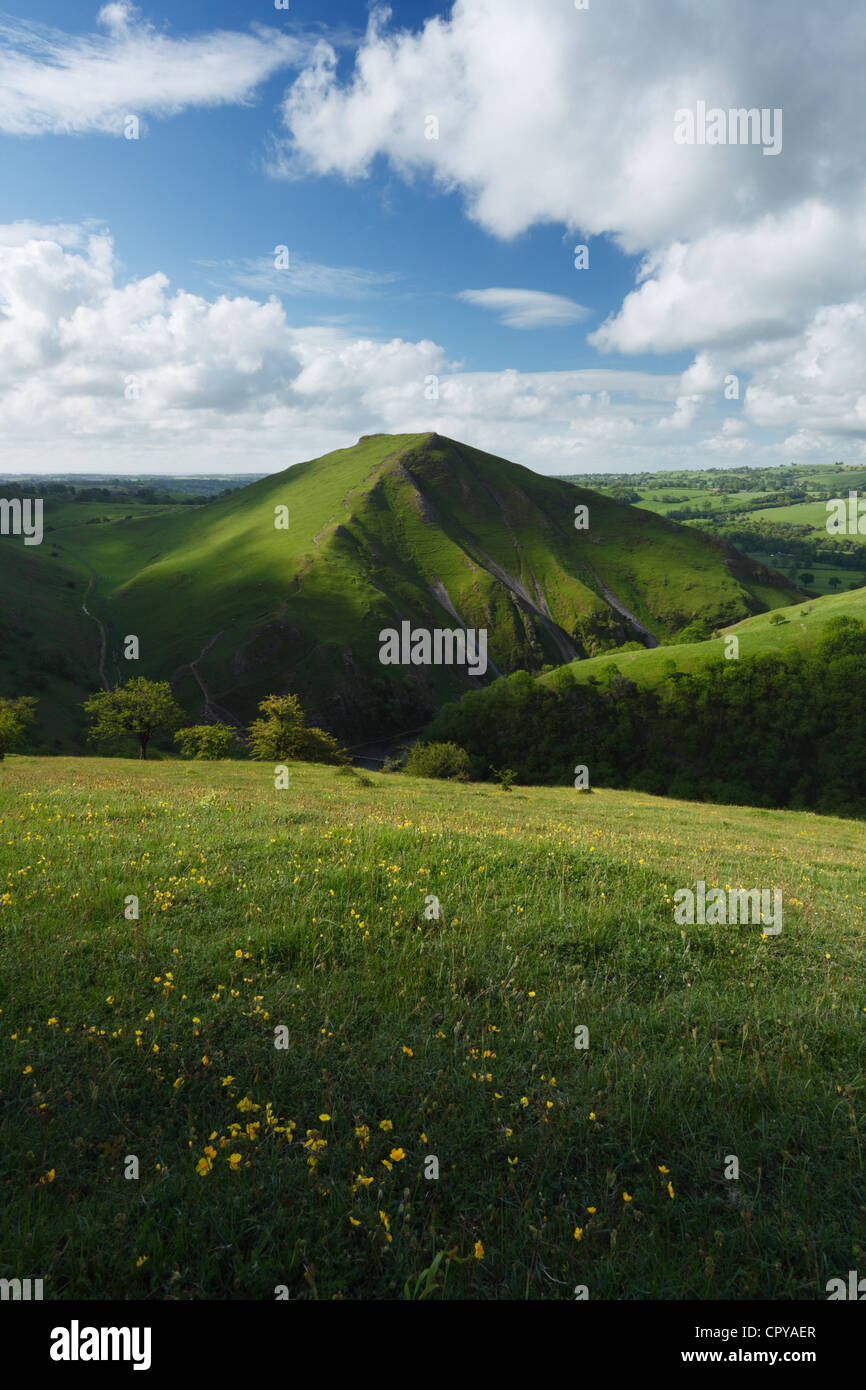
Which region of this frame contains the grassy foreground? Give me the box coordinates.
[1,756,864,1300]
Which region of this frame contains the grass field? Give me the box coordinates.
[1,756,864,1300]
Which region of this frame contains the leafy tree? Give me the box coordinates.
[769,612,787,625]
[247,694,348,765]
[0,696,37,760]
[175,724,238,760]
[83,678,185,760]
[798,572,815,586]
[828,576,841,590]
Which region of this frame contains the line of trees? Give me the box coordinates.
[0,679,348,765]
[82,681,348,763]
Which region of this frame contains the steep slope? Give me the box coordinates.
[2,433,798,744]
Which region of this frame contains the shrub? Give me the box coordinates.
[335,765,373,786]
[247,694,348,766]
[174,724,239,760]
[404,741,470,781]
[0,696,37,760]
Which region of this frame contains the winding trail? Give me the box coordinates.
[171,631,239,726]
[81,573,111,690]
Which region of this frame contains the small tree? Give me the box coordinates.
[247,694,348,765]
[828,576,841,591]
[0,696,37,760]
[83,678,186,760]
[175,724,238,760]
[798,572,815,587]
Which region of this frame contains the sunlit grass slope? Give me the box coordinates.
[540,585,866,690]
[1,757,863,1299]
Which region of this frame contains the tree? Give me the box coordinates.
[247,694,348,765]
[83,678,185,759]
[175,724,238,760]
[828,576,841,591]
[798,572,815,587]
[0,696,37,760]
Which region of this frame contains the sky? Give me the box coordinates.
[0,0,865,476]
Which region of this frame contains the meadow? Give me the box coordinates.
[1,756,864,1300]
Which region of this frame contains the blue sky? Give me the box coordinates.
[0,1,863,475]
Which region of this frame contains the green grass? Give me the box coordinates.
[1,756,863,1300]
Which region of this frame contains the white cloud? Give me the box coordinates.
[274,0,866,388]
[458,288,589,329]
[590,201,866,356]
[0,8,300,135]
[2,224,866,479]
[276,0,866,250]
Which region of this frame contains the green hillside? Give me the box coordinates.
[538,585,866,692]
[1,433,797,747]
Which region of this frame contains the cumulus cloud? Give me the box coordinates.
[273,0,866,402]
[590,201,866,356]
[458,288,589,329]
[0,7,300,135]
[2,225,865,478]
[275,0,866,249]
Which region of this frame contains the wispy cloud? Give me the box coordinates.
[0,2,301,136]
[459,288,590,329]
[199,254,401,300]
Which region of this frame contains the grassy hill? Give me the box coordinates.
[2,434,796,749]
[1,755,863,1299]
[538,585,866,692]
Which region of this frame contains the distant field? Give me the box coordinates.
[634,489,761,516]
[1,757,863,1300]
[742,498,866,540]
